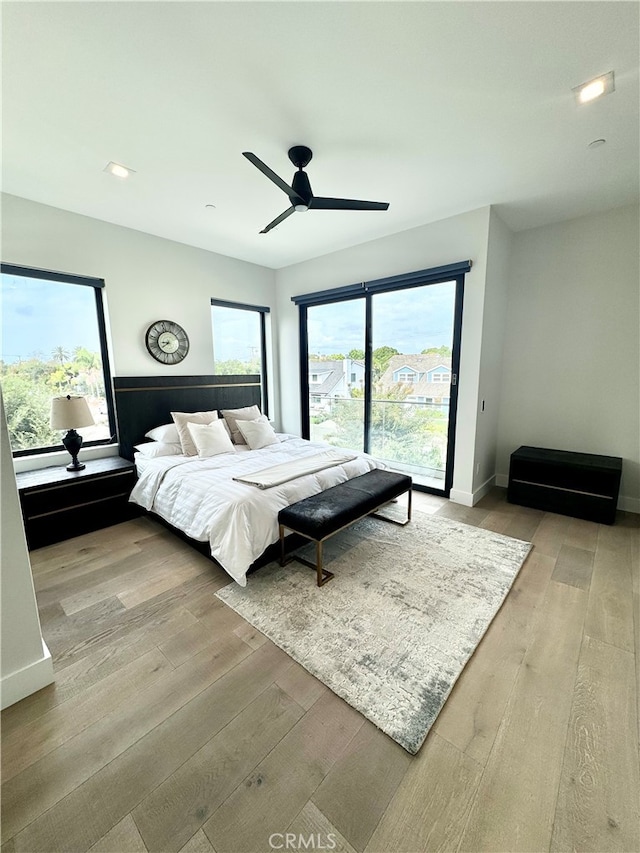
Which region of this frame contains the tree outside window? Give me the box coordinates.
[0,266,115,455]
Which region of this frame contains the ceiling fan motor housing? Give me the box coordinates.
[292,170,312,205]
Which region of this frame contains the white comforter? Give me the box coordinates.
[129,436,383,585]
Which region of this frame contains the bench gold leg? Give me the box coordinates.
[370,488,412,526]
[280,537,334,586]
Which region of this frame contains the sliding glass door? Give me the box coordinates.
[299,265,466,496]
[369,281,457,490]
[306,298,366,450]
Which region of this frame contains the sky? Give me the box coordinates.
[1,273,101,362]
[308,281,456,356]
[1,273,456,365]
[211,305,261,363]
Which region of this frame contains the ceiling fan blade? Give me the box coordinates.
[259,206,295,234]
[310,197,389,211]
[243,152,300,201]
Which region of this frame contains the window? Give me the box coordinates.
[0,263,115,456]
[397,371,415,384]
[311,374,319,383]
[432,372,450,383]
[350,372,356,383]
[211,298,269,415]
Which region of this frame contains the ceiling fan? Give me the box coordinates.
[242,146,390,234]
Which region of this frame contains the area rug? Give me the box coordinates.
[216,512,532,753]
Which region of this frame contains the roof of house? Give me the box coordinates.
[308,360,345,396]
[379,354,453,400]
[381,354,452,380]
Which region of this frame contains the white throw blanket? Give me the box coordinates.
[233,449,357,489]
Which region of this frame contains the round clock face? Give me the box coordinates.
[145,320,190,364]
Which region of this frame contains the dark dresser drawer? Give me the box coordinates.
[21,468,135,517]
[507,446,622,525]
[16,456,140,549]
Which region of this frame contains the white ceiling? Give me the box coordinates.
[2,1,638,269]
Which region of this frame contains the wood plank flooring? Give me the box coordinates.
[2,492,638,853]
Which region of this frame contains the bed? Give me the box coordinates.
[114,375,383,585]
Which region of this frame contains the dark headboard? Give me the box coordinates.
[114,375,261,461]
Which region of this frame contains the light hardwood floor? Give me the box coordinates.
[2,489,638,853]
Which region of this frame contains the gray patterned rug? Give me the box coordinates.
[217,511,532,753]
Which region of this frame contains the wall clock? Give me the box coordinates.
[145,320,190,364]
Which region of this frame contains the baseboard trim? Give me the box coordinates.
[450,475,496,507]
[473,475,496,504]
[0,639,54,710]
[449,488,473,507]
[618,495,640,514]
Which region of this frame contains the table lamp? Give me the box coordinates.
[50,395,95,471]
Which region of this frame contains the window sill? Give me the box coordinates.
[12,444,120,474]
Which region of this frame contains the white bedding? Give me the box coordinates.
[130,436,383,585]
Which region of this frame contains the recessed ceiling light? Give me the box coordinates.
[588,138,606,149]
[104,161,135,178]
[572,71,615,105]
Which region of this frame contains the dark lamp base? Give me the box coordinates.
[62,428,85,472]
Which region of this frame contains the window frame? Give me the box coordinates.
[210,297,270,417]
[1,262,116,458]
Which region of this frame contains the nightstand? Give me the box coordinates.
[507,446,622,524]
[16,456,140,549]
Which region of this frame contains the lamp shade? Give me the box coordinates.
[50,395,95,430]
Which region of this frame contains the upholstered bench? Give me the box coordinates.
[278,469,412,586]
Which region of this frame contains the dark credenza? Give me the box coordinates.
[16,456,140,549]
[507,446,622,525]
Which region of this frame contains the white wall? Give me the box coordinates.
[1,193,277,382]
[472,209,512,499]
[275,206,494,503]
[0,388,54,709]
[497,204,640,511]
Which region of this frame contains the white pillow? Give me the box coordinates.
[171,410,219,456]
[221,405,262,444]
[144,423,180,444]
[187,419,236,458]
[237,417,279,450]
[134,442,183,458]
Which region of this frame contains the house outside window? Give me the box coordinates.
[432,372,450,383]
[397,371,416,384]
[0,263,115,456]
